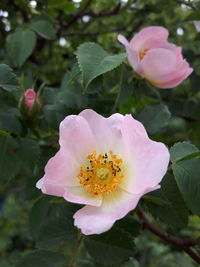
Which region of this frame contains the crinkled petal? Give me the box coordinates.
[130,26,169,51]
[73,185,160,235]
[59,115,97,163]
[45,149,79,186]
[140,48,177,83]
[36,148,80,197]
[73,187,142,235]
[79,109,122,153]
[106,113,124,137]
[64,186,102,207]
[36,177,66,197]
[120,115,170,194]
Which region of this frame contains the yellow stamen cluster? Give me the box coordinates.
[139,48,148,60]
[77,150,124,196]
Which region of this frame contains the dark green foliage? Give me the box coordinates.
[0,0,200,266]
[85,227,135,265]
[15,250,66,267]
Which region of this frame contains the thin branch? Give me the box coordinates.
[65,0,93,30]
[137,208,200,264]
[66,26,128,36]
[84,2,122,18]
[66,17,144,37]
[127,20,144,39]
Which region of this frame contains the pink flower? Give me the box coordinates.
[36,109,170,235]
[118,26,193,88]
[194,21,200,32]
[24,89,37,109]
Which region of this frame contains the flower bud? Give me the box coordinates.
[24,89,37,110]
[19,88,41,118]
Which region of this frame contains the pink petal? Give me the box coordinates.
[194,21,200,32]
[173,47,183,62]
[118,34,129,46]
[120,115,170,194]
[79,109,122,152]
[73,187,144,235]
[118,35,143,76]
[24,89,36,109]
[130,26,169,51]
[44,149,79,187]
[150,59,193,88]
[106,113,124,137]
[59,115,97,163]
[36,177,66,197]
[155,67,193,88]
[140,48,177,82]
[64,186,102,207]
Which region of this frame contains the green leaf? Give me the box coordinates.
[0,129,11,138]
[0,135,21,184]
[137,104,171,134]
[76,42,126,89]
[146,174,188,227]
[31,18,56,40]
[6,29,36,67]
[114,65,133,110]
[48,0,76,12]
[15,250,66,267]
[58,73,88,108]
[115,215,140,238]
[185,10,200,21]
[170,142,199,162]
[36,207,77,248]
[0,112,22,135]
[18,138,40,173]
[85,227,135,265]
[143,195,169,206]
[172,158,200,216]
[0,64,18,92]
[29,197,50,239]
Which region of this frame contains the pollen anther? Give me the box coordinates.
[77,151,124,196]
[139,48,148,60]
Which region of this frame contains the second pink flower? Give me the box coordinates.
[118,26,193,89]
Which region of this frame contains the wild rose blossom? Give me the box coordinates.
[24,89,37,110]
[194,21,200,32]
[118,26,193,88]
[36,109,170,235]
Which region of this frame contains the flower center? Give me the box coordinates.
[77,150,124,196]
[139,48,148,60]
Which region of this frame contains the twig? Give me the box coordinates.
[137,207,200,264]
[66,26,128,36]
[127,20,144,39]
[65,0,93,30]
[84,2,122,18]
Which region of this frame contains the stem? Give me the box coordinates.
[69,233,85,267]
[137,207,200,264]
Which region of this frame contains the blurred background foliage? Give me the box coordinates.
[1,0,200,266]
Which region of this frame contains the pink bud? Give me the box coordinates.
[24,89,37,109]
